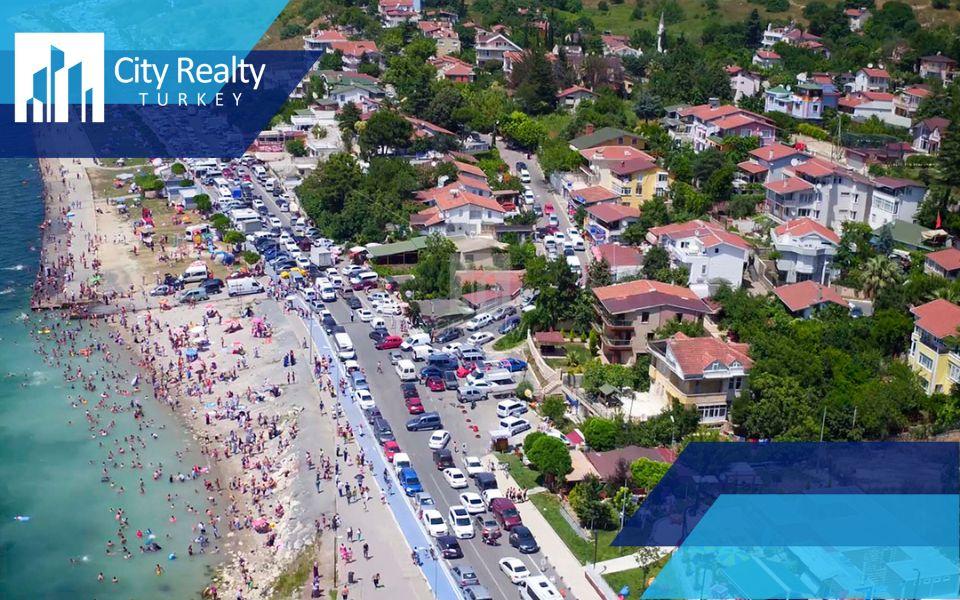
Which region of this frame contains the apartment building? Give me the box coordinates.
[909,299,960,394]
[770,217,840,284]
[647,220,750,297]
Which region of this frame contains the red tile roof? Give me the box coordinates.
[874,176,923,189]
[580,145,655,163]
[585,203,640,223]
[912,299,960,339]
[925,247,960,272]
[593,279,715,315]
[572,186,620,205]
[453,160,487,179]
[648,219,750,251]
[755,50,781,60]
[859,67,890,78]
[657,333,752,377]
[774,281,848,312]
[679,103,749,122]
[792,157,837,179]
[594,244,642,267]
[712,113,771,131]
[457,270,524,296]
[737,160,768,175]
[557,85,596,98]
[534,330,565,345]
[750,143,805,162]
[331,40,379,57]
[903,86,932,98]
[764,176,814,195]
[773,217,840,244]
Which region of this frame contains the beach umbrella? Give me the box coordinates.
[66,211,75,218]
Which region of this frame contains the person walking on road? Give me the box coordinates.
[373,573,381,588]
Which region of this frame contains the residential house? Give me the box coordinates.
[765,156,873,228]
[764,176,818,223]
[322,72,387,110]
[726,66,765,101]
[583,203,640,244]
[418,21,460,55]
[302,28,347,52]
[839,91,910,128]
[844,142,914,172]
[734,160,768,192]
[674,102,776,152]
[556,85,597,109]
[746,143,808,182]
[569,126,644,151]
[919,54,957,84]
[593,243,643,280]
[578,145,670,208]
[474,29,521,68]
[592,279,716,364]
[912,117,950,154]
[379,0,421,27]
[290,108,320,131]
[406,116,457,144]
[853,67,890,93]
[867,177,927,230]
[925,247,960,280]
[894,85,932,120]
[753,50,782,70]
[845,7,870,32]
[764,84,823,120]
[774,281,850,318]
[762,23,823,49]
[411,183,506,236]
[428,55,475,83]
[770,217,840,284]
[330,40,381,72]
[567,184,621,208]
[450,160,492,197]
[647,333,752,424]
[798,72,840,108]
[647,220,750,297]
[909,299,960,394]
[601,34,641,57]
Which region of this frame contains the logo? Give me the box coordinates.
[14,33,105,123]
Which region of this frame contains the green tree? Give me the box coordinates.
[642,245,671,279]
[285,138,307,157]
[630,457,670,492]
[523,431,547,454]
[223,230,246,244]
[358,110,413,157]
[583,417,619,451]
[511,51,558,114]
[526,436,572,490]
[411,234,456,298]
[541,395,567,423]
[318,50,343,71]
[610,486,637,526]
[297,153,363,221]
[568,475,614,528]
[194,193,212,214]
[539,137,585,175]
[587,257,613,288]
[499,111,547,150]
[171,162,186,175]
[242,251,261,265]
[336,103,362,137]
[858,256,901,298]
[633,90,664,121]
[507,241,537,270]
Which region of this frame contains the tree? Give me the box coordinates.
[318,50,343,71]
[336,103,362,137]
[858,256,901,298]
[511,51,558,114]
[297,153,363,220]
[242,250,261,265]
[610,486,637,526]
[876,223,895,256]
[938,119,960,190]
[745,9,762,47]
[735,372,813,439]
[223,230,246,244]
[541,395,567,423]
[835,221,876,275]
[633,90,664,121]
[588,257,613,288]
[507,241,537,270]
[499,111,547,150]
[523,431,547,454]
[171,162,186,175]
[630,457,670,492]
[568,475,614,529]
[358,110,413,157]
[411,234,456,298]
[539,138,584,175]
[583,417,620,451]
[194,193,212,214]
[526,436,572,489]
[642,246,671,279]
[622,195,670,244]
[285,138,307,157]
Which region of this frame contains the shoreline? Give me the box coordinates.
[31,159,328,599]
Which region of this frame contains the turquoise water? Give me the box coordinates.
[0,160,217,598]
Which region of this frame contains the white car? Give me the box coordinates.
[448,506,475,539]
[320,288,337,302]
[523,189,535,204]
[441,342,462,354]
[269,217,282,228]
[343,359,360,373]
[463,456,484,477]
[467,332,494,346]
[481,487,505,507]
[443,468,468,489]
[427,430,451,450]
[498,557,531,584]
[464,313,492,331]
[377,301,401,315]
[341,265,363,277]
[422,509,448,537]
[352,389,375,410]
[566,227,580,238]
[499,416,532,436]
[295,255,311,269]
[356,308,373,322]
[459,492,486,514]
[368,291,389,303]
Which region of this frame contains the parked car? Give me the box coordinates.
[498,557,530,584]
[498,316,521,334]
[425,376,445,392]
[376,335,403,350]
[450,564,480,588]
[499,357,528,372]
[433,448,455,470]
[467,331,494,346]
[443,467,469,489]
[405,396,425,414]
[491,305,517,321]
[435,327,463,343]
[428,430,451,449]
[473,514,501,540]
[459,492,486,514]
[382,440,401,462]
[369,328,390,343]
[435,535,463,559]
[150,284,173,296]
[442,370,459,391]
[422,510,448,537]
[462,585,493,600]
[448,505,475,539]
[509,526,539,553]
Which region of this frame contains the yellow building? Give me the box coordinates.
[909,299,960,395]
[578,145,671,209]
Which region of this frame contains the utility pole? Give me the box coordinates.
[819,406,827,442]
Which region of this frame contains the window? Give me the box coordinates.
[949,362,960,383]
[640,311,650,323]
[699,405,727,421]
[918,353,934,370]
[874,197,898,213]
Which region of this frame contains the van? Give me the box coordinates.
[519,576,561,600]
[412,344,435,362]
[458,347,485,364]
[372,418,394,443]
[227,277,264,296]
[405,412,442,431]
[185,224,211,237]
[497,399,528,418]
[428,353,459,371]
[180,263,209,283]
[490,498,522,530]
[565,255,582,277]
[264,178,277,192]
[465,313,492,331]
[395,359,417,381]
[572,235,586,251]
[334,332,355,360]
[474,472,497,492]
[253,165,266,180]
[393,452,411,473]
[466,368,512,387]
[178,288,209,304]
[401,333,431,351]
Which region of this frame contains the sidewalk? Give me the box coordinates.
[491,458,598,600]
[286,307,434,600]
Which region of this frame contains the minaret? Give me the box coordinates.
[657,11,665,53]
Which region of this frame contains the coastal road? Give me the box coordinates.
[312,294,563,600]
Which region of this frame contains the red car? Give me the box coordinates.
[425,376,445,392]
[383,440,401,461]
[544,202,554,214]
[376,335,403,350]
[406,397,425,414]
[456,363,476,378]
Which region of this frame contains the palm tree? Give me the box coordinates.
[858,256,900,298]
[929,286,960,303]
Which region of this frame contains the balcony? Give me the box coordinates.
[601,334,634,348]
[596,309,634,329]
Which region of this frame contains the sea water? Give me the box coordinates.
[0,160,216,598]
